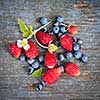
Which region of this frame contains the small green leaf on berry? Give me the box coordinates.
[31,68,43,77]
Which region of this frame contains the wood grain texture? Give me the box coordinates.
[0,0,100,100]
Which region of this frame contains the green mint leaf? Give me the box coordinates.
[18,19,31,38]
[31,68,43,77]
[28,25,33,33]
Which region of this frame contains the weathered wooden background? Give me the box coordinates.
[0,0,100,100]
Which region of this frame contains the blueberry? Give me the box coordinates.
[59,54,65,61]
[60,26,67,33]
[19,55,26,62]
[49,31,54,35]
[61,66,64,73]
[53,26,60,34]
[74,51,82,59]
[81,54,88,63]
[38,55,44,63]
[40,17,48,25]
[41,28,48,32]
[54,22,59,26]
[40,80,46,86]
[27,58,34,64]
[36,84,43,91]
[32,61,40,69]
[28,66,34,74]
[57,32,63,38]
[73,44,80,51]
[72,37,78,43]
[56,16,64,22]
[54,40,60,47]
[77,39,83,45]
[65,52,73,60]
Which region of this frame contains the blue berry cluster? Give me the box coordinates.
[19,54,44,74]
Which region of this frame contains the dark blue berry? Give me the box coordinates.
[40,17,48,25]
[61,66,64,73]
[38,55,44,63]
[73,44,80,51]
[40,80,46,86]
[27,58,34,64]
[28,66,34,74]
[65,52,73,60]
[59,54,65,61]
[81,54,88,63]
[74,51,82,59]
[77,39,83,45]
[41,28,48,32]
[53,26,60,34]
[49,31,54,35]
[57,32,63,38]
[19,55,26,62]
[72,37,78,43]
[54,40,60,47]
[60,26,67,33]
[36,84,43,91]
[54,22,59,26]
[56,16,64,22]
[32,61,40,69]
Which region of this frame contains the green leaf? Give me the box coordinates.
[28,25,33,33]
[18,19,32,38]
[31,68,43,77]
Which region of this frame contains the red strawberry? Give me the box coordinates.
[9,43,21,58]
[68,25,77,34]
[43,67,62,84]
[24,40,38,58]
[36,31,52,46]
[60,34,73,51]
[65,62,80,76]
[44,51,56,68]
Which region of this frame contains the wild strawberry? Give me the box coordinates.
[9,43,21,58]
[24,40,38,58]
[65,62,80,76]
[36,31,52,46]
[44,51,56,68]
[43,67,62,84]
[68,25,77,34]
[60,34,73,51]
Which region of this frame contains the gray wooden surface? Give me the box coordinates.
[0,0,100,100]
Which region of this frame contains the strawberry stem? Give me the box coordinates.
[27,21,52,49]
[34,34,48,49]
[60,23,73,31]
[27,21,52,39]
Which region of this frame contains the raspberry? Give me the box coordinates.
[36,31,52,46]
[44,51,56,68]
[43,67,61,84]
[24,40,38,58]
[9,43,21,58]
[65,62,80,76]
[68,25,77,34]
[60,34,73,51]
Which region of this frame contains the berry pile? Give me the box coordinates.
[9,16,88,91]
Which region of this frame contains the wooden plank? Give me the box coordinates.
[0,0,100,100]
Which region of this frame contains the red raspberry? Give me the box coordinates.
[44,51,56,68]
[36,31,52,46]
[60,34,73,51]
[65,62,80,76]
[24,40,38,58]
[43,67,62,84]
[68,25,77,34]
[9,43,21,58]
